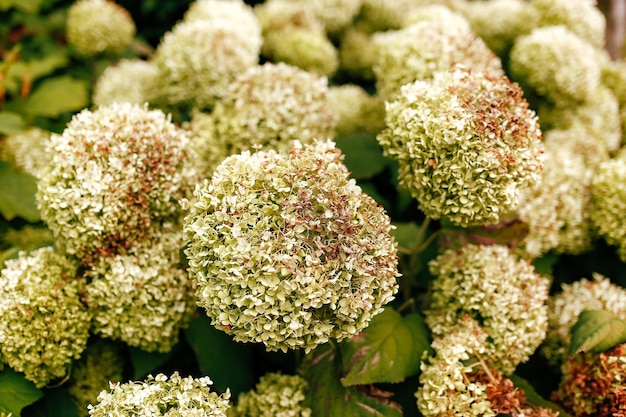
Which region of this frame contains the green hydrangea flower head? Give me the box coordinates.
[184,0,259,37]
[290,0,362,34]
[0,247,90,387]
[153,18,260,110]
[69,340,125,417]
[328,84,385,136]
[254,0,323,34]
[0,127,50,178]
[509,25,601,107]
[92,59,159,107]
[182,140,399,352]
[590,157,626,261]
[85,224,196,353]
[36,103,197,260]
[66,0,136,56]
[377,67,544,227]
[338,27,377,81]
[1,225,53,251]
[357,0,425,32]
[542,273,626,366]
[427,244,550,374]
[373,15,503,99]
[189,62,335,174]
[229,373,311,417]
[88,372,231,417]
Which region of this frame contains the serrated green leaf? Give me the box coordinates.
[21,76,88,118]
[340,308,431,386]
[184,313,254,396]
[335,133,389,180]
[0,112,26,135]
[301,345,403,417]
[21,387,79,417]
[0,369,44,416]
[129,346,177,380]
[569,310,626,354]
[509,374,573,417]
[0,161,40,222]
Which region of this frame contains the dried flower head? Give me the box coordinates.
[66,0,135,56]
[426,244,550,374]
[92,59,159,107]
[0,247,90,387]
[377,67,544,227]
[88,372,231,417]
[182,140,399,352]
[36,103,197,260]
[0,127,50,178]
[229,373,311,417]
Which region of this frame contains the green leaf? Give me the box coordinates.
[129,346,177,380]
[569,310,626,354]
[184,313,254,396]
[335,133,389,180]
[21,387,79,417]
[509,374,573,417]
[301,345,403,417]
[6,53,69,95]
[21,76,88,118]
[0,161,40,222]
[390,222,421,250]
[0,112,26,135]
[0,0,45,12]
[340,308,431,386]
[0,369,44,416]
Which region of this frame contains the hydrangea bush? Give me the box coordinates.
[1,0,626,417]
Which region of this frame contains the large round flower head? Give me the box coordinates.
[36,103,197,260]
[92,59,159,107]
[66,0,135,56]
[338,27,377,81]
[193,63,335,160]
[542,273,626,365]
[290,0,362,34]
[373,16,503,99]
[254,0,322,34]
[229,373,311,417]
[0,127,50,178]
[328,84,385,136]
[84,224,196,353]
[529,0,606,49]
[426,244,550,374]
[183,0,259,39]
[377,67,544,227]
[153,19,260,110]
[88,372,231,417]
[357,0,425,32]
[590,157,626,261]
[0,247,90,387]
[182,140,399,352]
[509,25,601,107]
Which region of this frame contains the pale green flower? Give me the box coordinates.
[427,244,550,374]
[184,0,259,38]
[88,372,231,417]
[338,27,377,81]
[377,67,543,227]
[36,103,197,260]
[328,84,385,136]
[0,127,50,178]
[182,140,399,352]
[0,247,90,387]
[85,224,196,353]
[290,0,361,34]
[66,0,135,56]
[1,225,53,251]
[229,373,311,417]
[509,25,601,107]
[254,0,322,34]
[92,59,159,107]
[357,0,428,32]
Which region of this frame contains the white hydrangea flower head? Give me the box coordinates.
[0,127,50,178]
[509,25,601,107]
[153,18,260,110]
[229,373,311,417]
[0,247,90,387]
[328,84,385,136]
[92,59,159,107]
[85,224,196,353]
[184,0,260,40]
[183,140,399,352]
[426,244,550,374]
[36,103,197,260]
[377,67,544,227]
[401,4,472,29]
[373,15,503,99]
[88,372,231,417]
[590,157,626,261]
[66,0,136,56]
[290,0,362,34]
[542,273,626,365]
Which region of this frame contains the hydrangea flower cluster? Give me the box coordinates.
[357,0,422,32]
[84,224,196,352]
[372,10,503,99]
[590,156,626,261]
[426,244,550,374]
[229,373,311,417]
[377,67,544,227]
[88,372,231,417]
[182,140,399,352]
[92,59,159,107]
[0,247,90,387]
[542,273,626,365]
[0,127,50,178]
[328,84,385,136]
[36,103,197,260]
[184,0,260,37]
[291,0,361,34]
[66,0,135,56]
[338,28,377,81]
